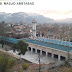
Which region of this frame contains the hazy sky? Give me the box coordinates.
[0,0,72,20]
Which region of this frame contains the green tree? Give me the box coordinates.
[0,21,10,47]
[12,40,28,55]
[0,55,16,72]
[0,21,6,36]
[22,62,28,70]
[66,67,72,72]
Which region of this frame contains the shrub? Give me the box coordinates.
[7,59,16,69]
[12,40,28,55]
[22,63,28,70]
[19,71,24,72]
[0,55,16,72]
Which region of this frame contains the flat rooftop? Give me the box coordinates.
[23,38,72,53]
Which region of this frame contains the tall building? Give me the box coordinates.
[32,18,37,38]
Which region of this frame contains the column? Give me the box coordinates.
[65,57,68,61]
[31,48,33,52]
[40,50,42,55]
[58,55,60,60]
[46,51,48,57]
[27,47,29,50]
[52,53,54,58]
[35,49,37,53]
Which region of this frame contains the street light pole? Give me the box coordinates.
[38,53,41,72]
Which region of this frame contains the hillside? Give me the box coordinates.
[56,18,72,23]
[0,12,55,24]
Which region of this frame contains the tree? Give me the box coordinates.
[0,55,16,72]
[0,21,11,47]
[0,22,5,47]
[66,67,72,72]
[0,40,4,48]
[22,62,28,70]
[12,40,28,55]
[0,21,6,36]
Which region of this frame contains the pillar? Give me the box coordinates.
[46,51,48,57]
[58,55,60,60]
[40,50,42,55]
[35,49,37,53]
[27,47,29,50]
[52,53,54,58]
[31,48,33,52]
[65,57,68,61]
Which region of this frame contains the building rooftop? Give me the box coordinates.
[0,36,72,53]
[23,38,72,52]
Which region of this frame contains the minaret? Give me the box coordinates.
[32,18,37,38]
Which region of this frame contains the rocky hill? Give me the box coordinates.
[0,12,55,24]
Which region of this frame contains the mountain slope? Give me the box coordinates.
[56,18,72,23]
[0,12,55,24]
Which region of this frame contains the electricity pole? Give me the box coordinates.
[38,53,41,72]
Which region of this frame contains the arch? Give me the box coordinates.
[60,56,66,61]
[37,49,40,54]
[54,54,58,59]
[48,52,52,57]
[33,48,35,52]
[42,51,46,56]
[28,47,31,51]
